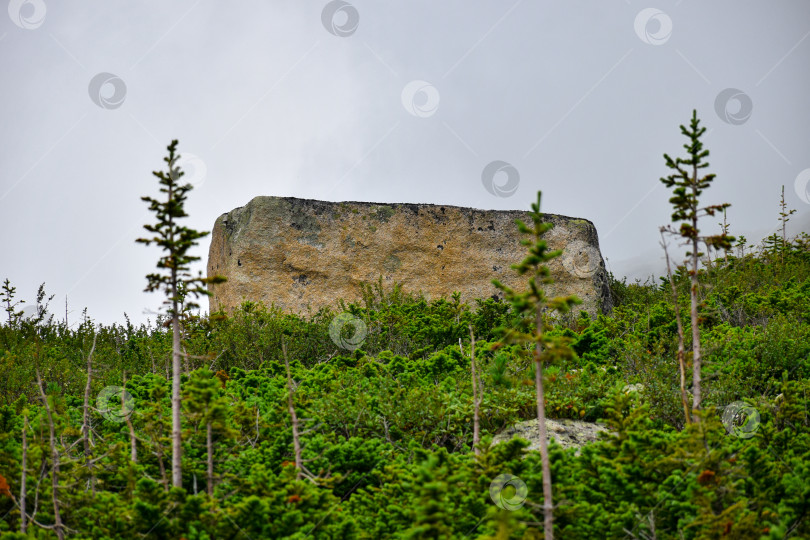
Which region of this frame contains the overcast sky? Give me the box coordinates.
[2,0,809,326]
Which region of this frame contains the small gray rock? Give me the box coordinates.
[491,418,610,455]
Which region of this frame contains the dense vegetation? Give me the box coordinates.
[1,119,808,538]
[0,229,808,538]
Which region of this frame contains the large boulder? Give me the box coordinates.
[207,196,612,316]
[491,418,610,453]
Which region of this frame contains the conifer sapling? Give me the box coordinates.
[660,110,734,418]
[136,139,226,489]
[493,190,581,539]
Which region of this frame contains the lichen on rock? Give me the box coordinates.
[491,418,610,454]
[207,196,613,316]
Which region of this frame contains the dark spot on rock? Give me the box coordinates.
[383,254,401,273]
[493,265,501,271]
[487,221,495,231]
[437,245,443,250]
[373,205,395,223]
[477,227,483,231]
[237,259,241,267]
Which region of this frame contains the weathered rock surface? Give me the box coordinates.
[207,196,612,316]
[491,418,610,453]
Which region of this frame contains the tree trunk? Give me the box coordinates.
[123,371,137,463]
[469,325,480,456]
[171,269,183,488]
[156,439,168,492]
[148,343,156,374]
[182,343,190,375]
[81,335,95,455]
[535,305,554,539]
[381,416,392,444]
[206,418,214,497]
[723,208,729,265]
[81,334,97,491]
[781,186,786,265]
[36,369,65,540]
[20,414,27,534]
[690,164,702,419]
[282,338,303,478]
[661,230,691,425]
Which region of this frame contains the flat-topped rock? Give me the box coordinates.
[206,196,612,316]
